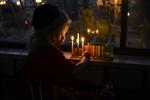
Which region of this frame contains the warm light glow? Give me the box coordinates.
[81,37,85,53]
[127,12,130,16]
[0,1,6,5]
[35,0,42,3]
[16,1,21,6]
[87,29,91,33]
[71,36,74,41]
[114,0,118,4]
[110,0,122,5]
[71,36,74,56]
[91,30,95,34]
[76,33,80,47]
[96,29,99,34]
[77,33,79,41]
[81,37,85,43]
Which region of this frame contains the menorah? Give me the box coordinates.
[70,33,113,61]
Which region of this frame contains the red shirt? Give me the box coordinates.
[17,45,77,86]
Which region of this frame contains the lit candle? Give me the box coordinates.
[81,37,85,53]
[71,36,74,56]
[87,28,91,34]
[96,29,99,34]
[36,0,42,3]
[16,1,21,6]
[76,33,79,48]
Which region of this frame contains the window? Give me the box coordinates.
[127,0,150,49]
[0,0,149,56]
[0,1,33,48]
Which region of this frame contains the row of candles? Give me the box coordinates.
[71,33,84,56]
[70,33,104,58]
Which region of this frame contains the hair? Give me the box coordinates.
[29,5,71,52]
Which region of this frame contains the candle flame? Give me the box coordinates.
[16,1,20,6]
[0,1,6,5]
[114,0,118,4]
[81,37,84,42]
[71,36,74,41]
[87,29,91,33]
[127,12,130,16]
[77,33,79,46]
[36,0,42,3]
[96,29,99,34]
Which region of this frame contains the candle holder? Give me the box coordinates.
[71,43,113,61]
[84,44,104,59]
[70,34,113,61]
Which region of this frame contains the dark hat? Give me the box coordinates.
[32,4,60,30]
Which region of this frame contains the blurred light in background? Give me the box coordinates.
[0,1,6,5]
[16,1,21,6]
[35,0,42,3]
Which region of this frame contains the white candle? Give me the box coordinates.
[76,33,79,48]
[81,37,85,53]
[71,36,74,56]
[96,29,99,34]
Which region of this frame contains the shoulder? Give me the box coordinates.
[28,45,66,63]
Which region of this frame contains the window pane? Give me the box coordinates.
[127,0,150,49]
[67,0,121,47]
[0,0,121,49]
[0,1,33,47]
[109,0,122,47]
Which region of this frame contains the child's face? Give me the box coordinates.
[55,25,69,46]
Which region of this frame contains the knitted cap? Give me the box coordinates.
[32,4,61,30]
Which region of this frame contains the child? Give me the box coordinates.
[16,3,91,99]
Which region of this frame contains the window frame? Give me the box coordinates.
[114,0,150,57]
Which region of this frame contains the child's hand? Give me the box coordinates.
[82,50,90,64]
[76,50,90,66]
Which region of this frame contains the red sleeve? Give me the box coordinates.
[46,50,76,79]
[17,48,77,87]
[36,50,77,86]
